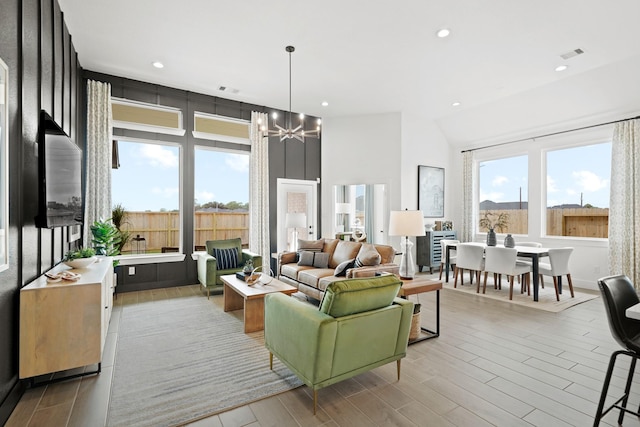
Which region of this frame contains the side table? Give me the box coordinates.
[398,277,442,344]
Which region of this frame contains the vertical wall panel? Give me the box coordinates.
[62,24,71,135]
[0,0,85,422]
[52,0,63,123]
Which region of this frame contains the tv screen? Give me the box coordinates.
[36,111,83,228]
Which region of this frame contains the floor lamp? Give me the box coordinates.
[389,210,425,279]
[285,212,307,252]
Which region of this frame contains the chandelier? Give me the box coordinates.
[261,46,321,142]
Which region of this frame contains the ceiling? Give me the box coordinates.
[58,0,640,146]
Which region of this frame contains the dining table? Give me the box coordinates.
[444,242,553,302]
[626,303,640,320]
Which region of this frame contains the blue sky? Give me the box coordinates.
[112,141,249,211]
[479,142,611,209]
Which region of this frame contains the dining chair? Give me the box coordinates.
[538,247,574,301]
[593,275,640,426]
[482,247,532,299]
[515,241,543,287]
[454,243,485,288]
[438,239,459,280]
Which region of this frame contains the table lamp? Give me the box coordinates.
[389,209,425,279]
[285,212,307,252]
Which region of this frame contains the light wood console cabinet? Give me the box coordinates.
[19,257,114,379]
[416,230,457,273]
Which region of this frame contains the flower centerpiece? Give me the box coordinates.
[479,211,509,246]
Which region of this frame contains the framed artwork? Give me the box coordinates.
[418,165,444,218]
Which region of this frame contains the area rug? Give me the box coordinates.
[437,274,599,312]
[106,291,303,427]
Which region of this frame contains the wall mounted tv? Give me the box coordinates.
[36,110,83,228]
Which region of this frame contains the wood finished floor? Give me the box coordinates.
[7,274,640,427]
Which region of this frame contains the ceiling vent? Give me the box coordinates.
[218,85,240,94]
[560,48,584,60]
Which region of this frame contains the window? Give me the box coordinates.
[478,155,528,235]
[545,142,611,237]
[111,140,181,254]
[193,147,249,251]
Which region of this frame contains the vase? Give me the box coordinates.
[504,234,515,248]
[486,229,497,246]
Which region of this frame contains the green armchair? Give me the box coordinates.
[196,238,262,298]
[264,275,413,414]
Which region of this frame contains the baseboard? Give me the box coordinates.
[0,379,26,426]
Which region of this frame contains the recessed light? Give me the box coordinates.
[321,101,329,107]
[555,65,568,72]
[452,101,461,107]
[152,61,164,69]
[436,28,451,38]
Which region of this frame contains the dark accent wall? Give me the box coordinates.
[0,0,84,423]
[84,71,322,292]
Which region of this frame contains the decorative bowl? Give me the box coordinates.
[64,256,97,269]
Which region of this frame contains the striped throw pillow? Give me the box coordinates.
[213,247,239,270]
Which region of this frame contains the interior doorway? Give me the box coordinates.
[277,179,318,253]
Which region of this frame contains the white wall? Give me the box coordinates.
[321,113,402,242]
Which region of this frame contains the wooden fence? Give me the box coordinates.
[121,211,249,254]
[479,208,609,238]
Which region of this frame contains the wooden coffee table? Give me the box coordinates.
[221,274,297,333]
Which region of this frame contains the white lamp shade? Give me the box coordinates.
[388,210,424,237]
[335,203,351,214]
[285,212,307,228]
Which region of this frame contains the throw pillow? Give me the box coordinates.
[354,245,382,268]
[213,247,239,270]
[297,238,324,254]
[334,258,355,277]
[298,251,316,266]
[312,252,330,269]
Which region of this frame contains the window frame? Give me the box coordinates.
[111,136,184,261]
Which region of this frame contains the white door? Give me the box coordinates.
[277,179,318,253]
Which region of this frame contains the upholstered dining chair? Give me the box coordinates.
[594,275,640,426]
[454,243,485,288]
[482,247,532,299]
[438,239,459,280]
[538,247,574,301]
[515,241,543,287]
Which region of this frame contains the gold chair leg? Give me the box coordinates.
[397,359,401,380]
[269,352,273,370]
[313,389,318,415]
[207,288,210,300]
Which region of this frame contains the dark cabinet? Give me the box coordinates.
[416,230,457,273]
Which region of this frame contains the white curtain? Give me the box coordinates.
[608,118,640,287]
[249,112,270,268]
[461,150,477,243]
[83,80,113,247]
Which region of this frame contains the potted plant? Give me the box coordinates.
[90,219,121,258]
[63,247,97,269]
[112,203,132,254]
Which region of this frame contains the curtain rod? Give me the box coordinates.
[461,115,640,153]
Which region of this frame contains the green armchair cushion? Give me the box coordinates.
[319,275,401,317]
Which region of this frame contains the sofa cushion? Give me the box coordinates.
[330,241,362,268]
[334,258,355,277]
[213,247,239,270]
[298,268,335,288]
[354,244,382,267]
[280,263,314,281]
[319,275,402,317]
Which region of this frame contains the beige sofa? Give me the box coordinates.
[277,238,400,301]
